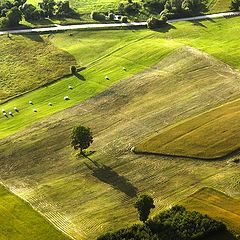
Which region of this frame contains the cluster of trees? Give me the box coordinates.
[0,0,77,28]
[97,205,226,240]
[231,0,240,10]
[118,0,207,18]
[90,11,128,22]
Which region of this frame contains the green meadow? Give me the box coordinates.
[0,184,71,240]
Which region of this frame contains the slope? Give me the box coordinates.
[0,34,76,103]
[0,184,71,240]
[0,47,239,239]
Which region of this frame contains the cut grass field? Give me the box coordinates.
[181,187,240,234]
[0,46,239,239]
[0,184,71,240]
[136,98,240,159]
[0,16,240,240]
[0,34,75,103]
[1,16,240,139]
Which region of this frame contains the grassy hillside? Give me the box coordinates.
[181,187,240,234]
[0,184,71,240]
[1,17,240,139]
[0,35,76,103]
[207,0,232,13]
[0,47,239,239]
[136,98,240,159]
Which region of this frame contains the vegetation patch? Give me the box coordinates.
[0,34,76,102]
[97,205,232,240]
[0,184,71,240]
[181,187,240,234]
[136,98,240,159]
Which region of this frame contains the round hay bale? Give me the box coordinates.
[29,100,33,105]
[68,86,73,90]
[2,109,6,113]
[14,107,18,111]
[48,102,52,106]
[33,109,37,112]
[105,76,109,80]
[64,96,70,100]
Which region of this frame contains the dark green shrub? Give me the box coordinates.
[91,11,106,21]
[121,16,128,23]
[147,16,167,29]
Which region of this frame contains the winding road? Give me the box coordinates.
[0,11,239,35]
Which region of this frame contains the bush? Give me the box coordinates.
[230,0,240,11]
[70,65,77,75]
[108,12,114,20]
[97,205,227,240]
[91,11,106,21]
[147,16,167,29]
[121,16,128,23]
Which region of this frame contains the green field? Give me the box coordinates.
[181,187,240,234]
[0,35,75,103]
[0,46,240,239]
[0,184,71,240]
[0,16,240,240]
[27,0,232,14]
[1,17,240,138]
[137,98,240,159]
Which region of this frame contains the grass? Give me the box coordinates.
[0,34,75,103]
[136,98,240,159]
[0,184,71,240]
[207,0,232,13]
[0,31,181,138]
[0,46,240,239]
[1,16,240,139]
[181,187,240,234]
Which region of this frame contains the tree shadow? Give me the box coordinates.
[190,20,207,28]
[84,156,138,198]
[74,72,86,81]
[20,33,44,42]
[153,23,176,33]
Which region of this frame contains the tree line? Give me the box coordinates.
[0,0,78,28]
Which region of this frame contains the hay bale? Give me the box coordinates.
[29,100,33,105]
[48,102,52,106]
[64,96,70,100]
[122,67,126,71]
[14,107,18,112]
[68,86,73,90]
[105,76,109,80]
[33,109,37,112]
[2,109,6,113]
[9,111,13,116]
[3,112,7,117]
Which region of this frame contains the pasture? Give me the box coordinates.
[1,17,240,138]
[0,35,75,103]
[0,184,71,240]
[0,46,239,239]
[0,16,240,240]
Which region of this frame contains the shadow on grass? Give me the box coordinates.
[202,230,238,240]
[74,72,86,81]
[190,20,207,28]
[20,33,44,42]
[84,156,137,198]
[153,23,176,33]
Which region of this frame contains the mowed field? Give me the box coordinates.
[181,187,240,234]
[0,17,240,240]
[0,184,71,240]
[1,17,240,138]
[137,98,240,159]
[0,45,240,239]
[0,35,75,103]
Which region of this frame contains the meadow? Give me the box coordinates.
[0,34,75,103]
[0,15,240,240]
[0,184,71,240]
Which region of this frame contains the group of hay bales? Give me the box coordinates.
[2,66,127,119]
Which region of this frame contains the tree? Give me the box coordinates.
[38,0,56,17]
[71,125,93,155]
[134,194,155,223]
[230,0,240,10]
[5,6,22,27]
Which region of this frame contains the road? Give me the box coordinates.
[0,11,239,35]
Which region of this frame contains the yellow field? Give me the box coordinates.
[181,187,240,234]
[137,98,240,159]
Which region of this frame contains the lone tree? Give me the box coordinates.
[71,125,93,155]
[134,194,155,223]
[230,0,240,10]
